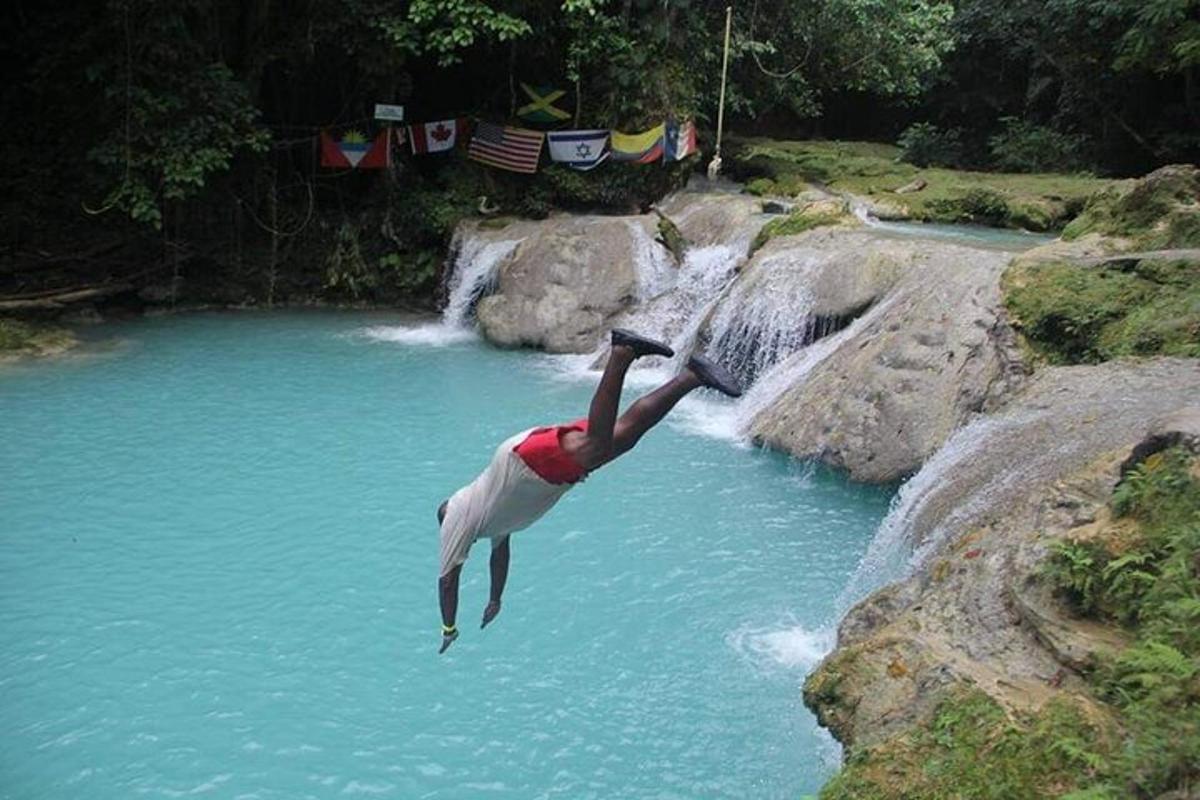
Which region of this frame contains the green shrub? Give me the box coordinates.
[1040,448,1200,797]
[989,117,1091,174]
[819,690,1111,800]
[748,208,849,254]
[897,122,964,169]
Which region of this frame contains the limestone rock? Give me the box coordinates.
[473,215,651,353]
[804,358,1200,753]
[747,228,1025,482]
[656,190,765,249]
[895,178,927,195]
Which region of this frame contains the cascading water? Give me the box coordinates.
[608,242,750,364]
[835,414,1019,609]
[440,233,523,327]
[704,249,850,387]
[359,230,521,346]
[623,218,676,302]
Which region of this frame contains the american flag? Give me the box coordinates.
[468,122,545,174]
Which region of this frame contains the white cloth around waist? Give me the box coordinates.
[439,429,576,576]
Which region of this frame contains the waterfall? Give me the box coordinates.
[623,219,676,302]
[732,296,896,429]
[357,229,520,347]
[441,234,523,328]
[835,410,1039,610]
[623,242,749,358]
[704,249,853,387]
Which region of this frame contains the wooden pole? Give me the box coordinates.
[708,6,733,179]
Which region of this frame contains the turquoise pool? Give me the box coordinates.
[0,312,893,799]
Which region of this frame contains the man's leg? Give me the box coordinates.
[570,330,672,469]
[609,371,702,458]
[609,354,744,460]
[438,565,461,654]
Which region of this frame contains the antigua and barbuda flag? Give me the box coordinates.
[664,119,698,161]
[547,129,610,171]
[319,129,390,169]
[408,118,466,154]
[517,83,571,124]
[611,123,665,163]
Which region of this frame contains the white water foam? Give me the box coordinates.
[726,620,835,672]
[358,323,476,347]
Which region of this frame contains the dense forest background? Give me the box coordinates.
[2,0,1197,309]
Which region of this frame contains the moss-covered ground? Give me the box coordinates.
[1062,164,1200,249]
[818,690,1114,800]
[727,138,1111,232]
[816,448,1200,800]
[1003,256,1200,363]
[748,203,856,255]
[0,317,74,356]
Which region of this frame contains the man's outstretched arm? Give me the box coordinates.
[483,536,510,629]
[438,565,461,654]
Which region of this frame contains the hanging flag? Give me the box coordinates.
[517,83,571,124]
[611,124,665,163]
[664,119,698,162]
[546,129,610,171]
[319,129,390,169]
[468,122,545,174]
[408,118,466,154]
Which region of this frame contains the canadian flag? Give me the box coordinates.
[408,118,466,154]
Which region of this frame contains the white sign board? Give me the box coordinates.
[374,104,405,122]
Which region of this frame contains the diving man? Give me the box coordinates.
[436,329,742,653]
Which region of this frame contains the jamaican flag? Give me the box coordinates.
[517,83,571,124]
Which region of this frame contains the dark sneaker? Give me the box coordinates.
[611,328,674,359]
[686,354,743,398]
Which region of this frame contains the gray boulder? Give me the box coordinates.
[806,358,1200,751]
[746,228,1025,482]
[474,215,654,353]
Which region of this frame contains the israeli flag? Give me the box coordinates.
[547,130,610,171]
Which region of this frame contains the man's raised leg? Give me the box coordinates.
[610,354,743,459]
[570,330,674,469]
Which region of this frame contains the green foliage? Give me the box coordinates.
[897,122,964,168]
[1040,448,1200,796]
[1003,257,1200,363]
[85,6,268,228]
[391,0,531,66]
[988,118,1090,174]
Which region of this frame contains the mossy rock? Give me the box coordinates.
[655,214,687,263]
[748,199,858,254]
[0,317,75,356]
[818,689,1116,800]
[1003,256,1200,363]
[1062,164,1200,248]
